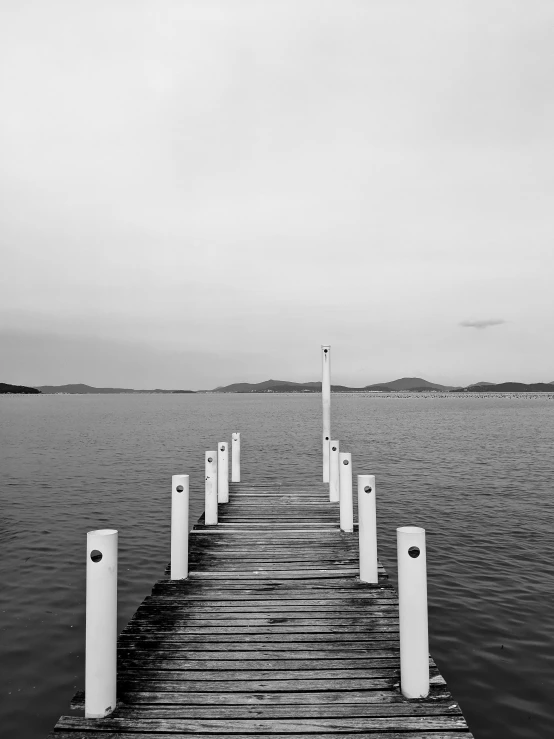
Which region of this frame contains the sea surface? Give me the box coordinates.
[1,392,554,738]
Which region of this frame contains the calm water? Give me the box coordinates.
[1,393,554,738]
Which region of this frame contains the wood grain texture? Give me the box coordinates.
[49,482,472,736]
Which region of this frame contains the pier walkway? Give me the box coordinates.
[50,482,473,737]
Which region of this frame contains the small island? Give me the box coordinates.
[0,383,41,394]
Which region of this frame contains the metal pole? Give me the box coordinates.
[205,451,218,525]
[339,452,353,532]
[231,432,241,482]
[322,345,331,482]
[357,475,378,583]
[397,526,429,698]
[218,442,229,503]
[171,474,189,579]
[329,440,340,502]
[85,529,118,718]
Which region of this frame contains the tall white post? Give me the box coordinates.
[85,529,118,718]
[171,474,189,580]
[322,345,331,482]
[339,452,353,532]
[205,451,218,525]
[358,475,378,583]
[231,432,241,482]
[218,442,229,503]
[329,440,340,502]
[397,526,429,699]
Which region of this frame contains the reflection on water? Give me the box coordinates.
[1,393,553,738]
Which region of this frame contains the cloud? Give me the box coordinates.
[460,319,506,330]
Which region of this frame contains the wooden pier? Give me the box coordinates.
[50,481,473,737]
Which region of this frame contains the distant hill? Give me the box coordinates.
[212,379,320,393]
[452,382,554,393]
[36,384,194,394]
[212,380,356,393]
[464,381,495,390]
[0,382,41,394]
[365,377,456,391]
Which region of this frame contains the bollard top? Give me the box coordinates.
[397,526,425,535]
[87,529,117,537]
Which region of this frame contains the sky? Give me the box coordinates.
[1,0,553,389]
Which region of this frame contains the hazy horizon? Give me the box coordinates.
[2,1,553,390]
[8,373,554,392]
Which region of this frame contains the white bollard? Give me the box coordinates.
[329,440,340,502]
[85,529,118,718]
[231,432,241,482]
[322,345,331,482]
[357,475,378,583]
[205,451,218,525]
[338,452,353,532]
[397,526,429,699]
[218,442,229,503]
[171,474,189,580]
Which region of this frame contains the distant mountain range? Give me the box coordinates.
[34,384,195,394]
[3,378,553,395]
[211,377,554,393]
[212,377,457,392]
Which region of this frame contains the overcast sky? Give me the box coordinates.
[1,1,553,389]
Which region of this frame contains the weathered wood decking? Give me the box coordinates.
[50,482,473,737]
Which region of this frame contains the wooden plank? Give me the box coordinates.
[172,568,370,575]
[117,641,403,652]
[149,589,395,598]
[117,650,405,660]
[171,576,387,583]
[126,607,397,620]
[116,667,408,680]
[186,543,364,549]
[56,715,470,732]
[116,657,431,670]
[154,576,386,584]
[80,703,461,719]
[111,674,447,691]
[114,677,408,692]
[190,531,346,536]
[127,616,400,627]
[132,608,399,618]
[185,551,362,557]
[151,581,389,591]
[70,685,452,708]
[54,735,473,739]
[121,625,400,635]
[188,533,354,537]
[118,633,401,644]
[144,595,398,604]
